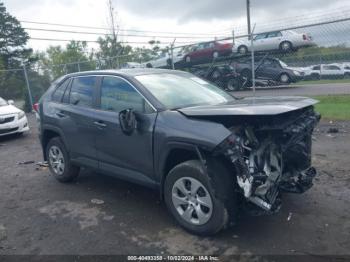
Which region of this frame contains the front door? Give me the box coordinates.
[93,76,157,186]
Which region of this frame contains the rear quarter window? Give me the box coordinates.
[51,78,70,102]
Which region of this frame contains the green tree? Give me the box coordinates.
[40,41,95,79]
[0,1,35,100]
[95,35,132,69]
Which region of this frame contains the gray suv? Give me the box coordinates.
[37,69,320,235]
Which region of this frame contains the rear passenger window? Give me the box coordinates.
[70,76,96,107]
[52,79,70,102]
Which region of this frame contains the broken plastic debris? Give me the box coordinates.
[287,212,292,221]
[17,160,35,165]
[91,199,104,205]
[36,161,49,167]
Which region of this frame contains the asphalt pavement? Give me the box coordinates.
[0,114,349,260]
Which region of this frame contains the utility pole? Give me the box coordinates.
[170,38,176,70]
[108,0,117,43]
[246,0,251,40]
[108,0,118,68]
[22,64,33,109]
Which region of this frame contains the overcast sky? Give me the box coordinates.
[2,0,350,51]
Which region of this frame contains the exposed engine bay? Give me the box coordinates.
[214,106,320,212]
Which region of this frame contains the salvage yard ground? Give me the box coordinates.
[0,114,349,259]
[313,95,350,120]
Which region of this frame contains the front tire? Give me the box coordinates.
[279,73,291,84]
[46,137,80,183]
[164,159,235,236]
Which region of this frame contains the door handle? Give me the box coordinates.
[93,121,107,128]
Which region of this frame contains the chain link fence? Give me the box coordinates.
[1,16,350,111]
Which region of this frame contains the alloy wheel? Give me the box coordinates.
[48,145,65,175]
[171,177,213,225]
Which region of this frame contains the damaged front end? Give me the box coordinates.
[213,107,320,213]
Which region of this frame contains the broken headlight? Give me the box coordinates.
[213,133,243,162]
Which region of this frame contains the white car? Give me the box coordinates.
[0,97,29,136]
[120,62,145,69]
[144,48,185,68]
[303,64,348,80]
[233,30,315,54]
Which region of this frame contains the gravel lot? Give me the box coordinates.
[0,114,349,260]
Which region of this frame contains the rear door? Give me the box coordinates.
[57,75,99,167]
[265,31,283,50]
[93,75,157,185]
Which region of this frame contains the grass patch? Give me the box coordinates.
[298,78,350,85]
[312,95,350,120]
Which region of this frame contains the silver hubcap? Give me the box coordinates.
[172,177,213,225]
[281,74,289,83]
[282,42,290,50]
[186,57,190,62]
[49,146,65,175]
[213,52,219,58]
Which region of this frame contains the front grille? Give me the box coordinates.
[0,116,15,124]
[0,127,18,134]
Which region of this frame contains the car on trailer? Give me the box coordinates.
[233,30,315,55]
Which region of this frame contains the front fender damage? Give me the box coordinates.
[212,108,320,213]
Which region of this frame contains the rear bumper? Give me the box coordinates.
[0,116,29,136]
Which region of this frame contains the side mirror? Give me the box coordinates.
[8,100,14,105]
[119,109,136,135]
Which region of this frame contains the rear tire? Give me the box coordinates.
[226,78,241,91]
[146,63,153,68]
[310,73,320,80]
[279,41,293,52]
[164,159,236,236]
[46,137,80,183]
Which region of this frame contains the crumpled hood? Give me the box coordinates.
[0,105,21,116]
[177,96,318,116]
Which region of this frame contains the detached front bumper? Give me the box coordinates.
[0,115,29,136]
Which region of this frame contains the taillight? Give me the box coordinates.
[33,103,39,113]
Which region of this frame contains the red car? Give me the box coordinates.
[184,41,233,64]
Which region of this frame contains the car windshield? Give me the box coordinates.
[279,60,288,68]
[0,97,8,107]
[135,73,235,109]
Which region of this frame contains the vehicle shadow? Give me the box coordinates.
[0,133,25,143]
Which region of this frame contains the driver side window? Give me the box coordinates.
[100,76,154,113]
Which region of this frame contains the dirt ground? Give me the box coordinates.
[0,114,349,260]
